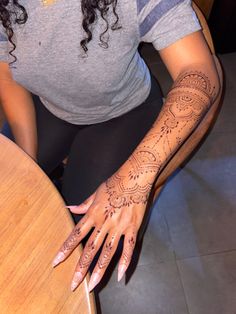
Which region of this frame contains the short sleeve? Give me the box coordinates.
[137,0,201,50]
[0,25,9,62]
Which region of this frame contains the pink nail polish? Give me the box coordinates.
[88,272,100,292]
[52,251,65,267]
[66,205,79,210]
[118,264,127,282]
[71,272,83,291]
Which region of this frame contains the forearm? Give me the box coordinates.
[132,64,219,174]
[106,64,220,207]
[0,80,37,160]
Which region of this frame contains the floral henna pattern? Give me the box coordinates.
[62,216,89,252]
[62,227,81,252]
[79,241,96,269]
[98,238,115,269]
[105,71,216,209]
[104,205,116,220]
[106,174,153,208]
[172,71,213,95]
[122,233,136,266]
[78,229,101,269]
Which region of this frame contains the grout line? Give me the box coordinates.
[176,259,191,314]
[175,248,236,261]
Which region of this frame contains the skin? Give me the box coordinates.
[52,31,220,292]
[0,63,38,160]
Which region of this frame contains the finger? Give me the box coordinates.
[88,232,120,292]
[66,193,96,214]
[52,215,93,267]
[117,229,137,282]
[71,227,106,291]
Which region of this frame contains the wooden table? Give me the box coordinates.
[0,134,96,313]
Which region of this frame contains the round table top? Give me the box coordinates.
[0,134,96,313]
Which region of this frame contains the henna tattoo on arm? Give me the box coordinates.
[106,70,219,208]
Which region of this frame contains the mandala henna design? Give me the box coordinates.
[128,151,161,179]
[105,70,216,209]
[106,173,153,208]
[172,71,213,95]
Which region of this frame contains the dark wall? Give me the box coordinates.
[209,0,236,53]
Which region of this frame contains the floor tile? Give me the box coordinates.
[98,262,189,314]
[136,202,175,266]
[189,129,236,162]
[210,54,236,134]
[157,158,236,259]
[177,251,236,314]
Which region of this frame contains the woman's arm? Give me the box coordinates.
[0,62,37,160]
[106,31,220,204]
[52,30,221,292]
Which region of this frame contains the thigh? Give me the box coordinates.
[61,77,163,223]
[33,95,82,174]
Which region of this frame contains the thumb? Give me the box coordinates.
[66,192,96,214]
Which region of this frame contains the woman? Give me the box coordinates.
[0,0,220,293]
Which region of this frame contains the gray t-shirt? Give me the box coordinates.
[0,0,201,124]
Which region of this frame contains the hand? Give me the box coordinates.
[52,165,154,292]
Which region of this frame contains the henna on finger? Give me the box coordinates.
[118,230,136,282]
[62,226,82,251]
[78,228,102,269]
[97,234,117,270]
[71,228,106,291]
[52,216,90,267]
[88,234,119,291]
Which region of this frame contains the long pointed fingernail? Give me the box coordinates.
[88,272,100,292]
[52,251,66,267]
[71,272,83,291]
[118,264,127,282]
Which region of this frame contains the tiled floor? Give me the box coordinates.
[0,47,235,314]
[95,47,236,314]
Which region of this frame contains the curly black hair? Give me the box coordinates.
[81,0,121,52]
[0,0,121,63]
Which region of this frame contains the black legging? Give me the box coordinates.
[1,77,163,224]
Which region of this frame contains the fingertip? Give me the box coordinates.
[66,205,88,214]
[117,264,127,282]
[66,205,79,211]
[52,251,66,268]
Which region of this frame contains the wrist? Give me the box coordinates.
[118,152,160,185]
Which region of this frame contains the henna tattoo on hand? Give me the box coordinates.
[106,173,153,208]
[62,226,81,252]
[105,70,217,208]
[104,205,117,220]
[98,237,115,269]
[78,229,101,269]
[122,232,136,267]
